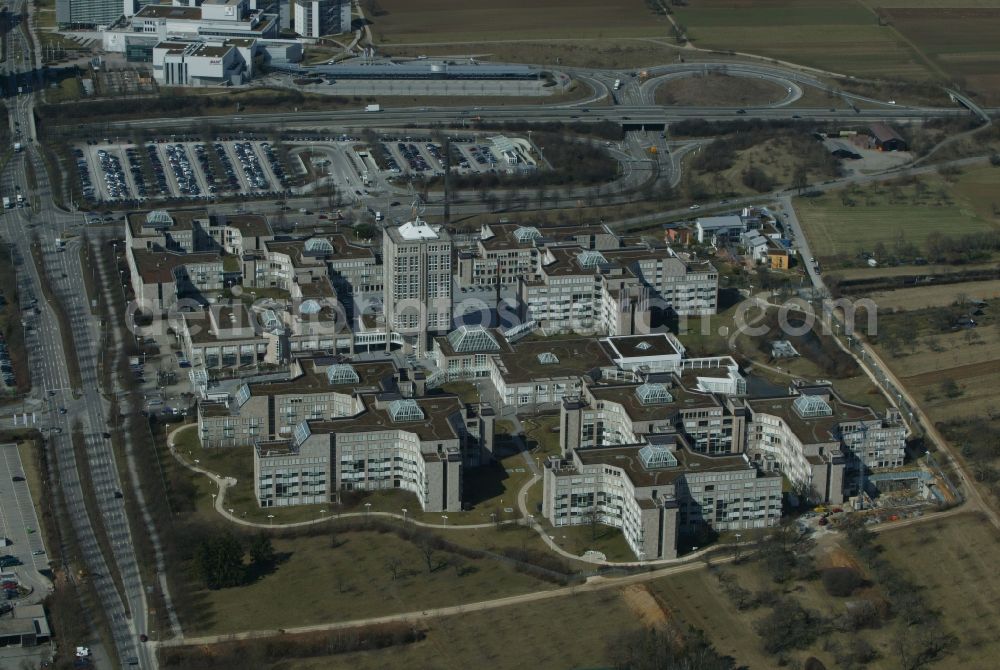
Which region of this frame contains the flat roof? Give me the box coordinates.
[249,359,394,395]
[696,215,744,230]
[307,394,463,442]
[604,333,681,360]
[137,5,202,20]
[576,443,754,488]
[480,222,611,251]
[497,338,611,383]
[132,249,220,284]
[127,209,208,238]
[588,381,718,423]
[747,394,876,445]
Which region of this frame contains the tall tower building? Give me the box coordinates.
[383,220,453,354]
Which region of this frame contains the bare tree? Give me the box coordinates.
[417,537,438,573]
[384,555,404,581]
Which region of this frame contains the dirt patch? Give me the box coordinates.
[621,584,670,629]
[820,545,863,572]
[902,357,1000,388]
[655,72,787,107]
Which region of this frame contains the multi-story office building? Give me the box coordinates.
[57,0,122,28]
[518,247,650,337]
[456,222,619,286]
[543,434,782,560]
[608,248,719,316]
[128,249,225,312]
[745,386,905,503]
[383,220,453,354]
[253,393,495,510]
[560,371,748,457]
[293,0,350,38]
[198,359,394,447]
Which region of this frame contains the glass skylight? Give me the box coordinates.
[388,399,424,422]
[447,325,500,352]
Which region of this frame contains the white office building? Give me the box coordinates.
[293,0,350,38]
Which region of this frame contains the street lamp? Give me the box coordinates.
[401,508,408,523]
[267,514,275,526]
[364,502,371,518]
[441,515,448,527]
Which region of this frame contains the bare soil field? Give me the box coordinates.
[673,0,931,80]
[880,7,1000,103]
[869,279,1000,311]
[385,39,685,69]
[654,72,788,107]
[369,0,669,43]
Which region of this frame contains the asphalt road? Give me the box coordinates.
[2,4,157,665]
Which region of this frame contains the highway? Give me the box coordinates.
[1,0,158,666]
[76,101,980,134]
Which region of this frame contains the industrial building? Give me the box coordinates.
[293,0,350,38]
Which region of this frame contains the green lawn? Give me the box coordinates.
[522,414,561,458]
[194,531,555,636]
[439,381,479,404]
[796,168,1000,260]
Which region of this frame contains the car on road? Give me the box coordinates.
[140,634,148,643]
[736,109,747,114]
[12,475,24,482]
[688,204,701,210]
[390,201,400,206]
[32,550,44,556]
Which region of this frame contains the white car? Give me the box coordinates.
[688,204,701,210]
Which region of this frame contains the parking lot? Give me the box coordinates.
[74,137,295,204]
[0,443,49,575]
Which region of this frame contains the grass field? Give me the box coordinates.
[194,531,555,635]
[879,513,1000,666]
[369,0,670,44]
[796,167,1000,260]
[287,588,638,670]
[654,72,788,107]
[673,0,930,79]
